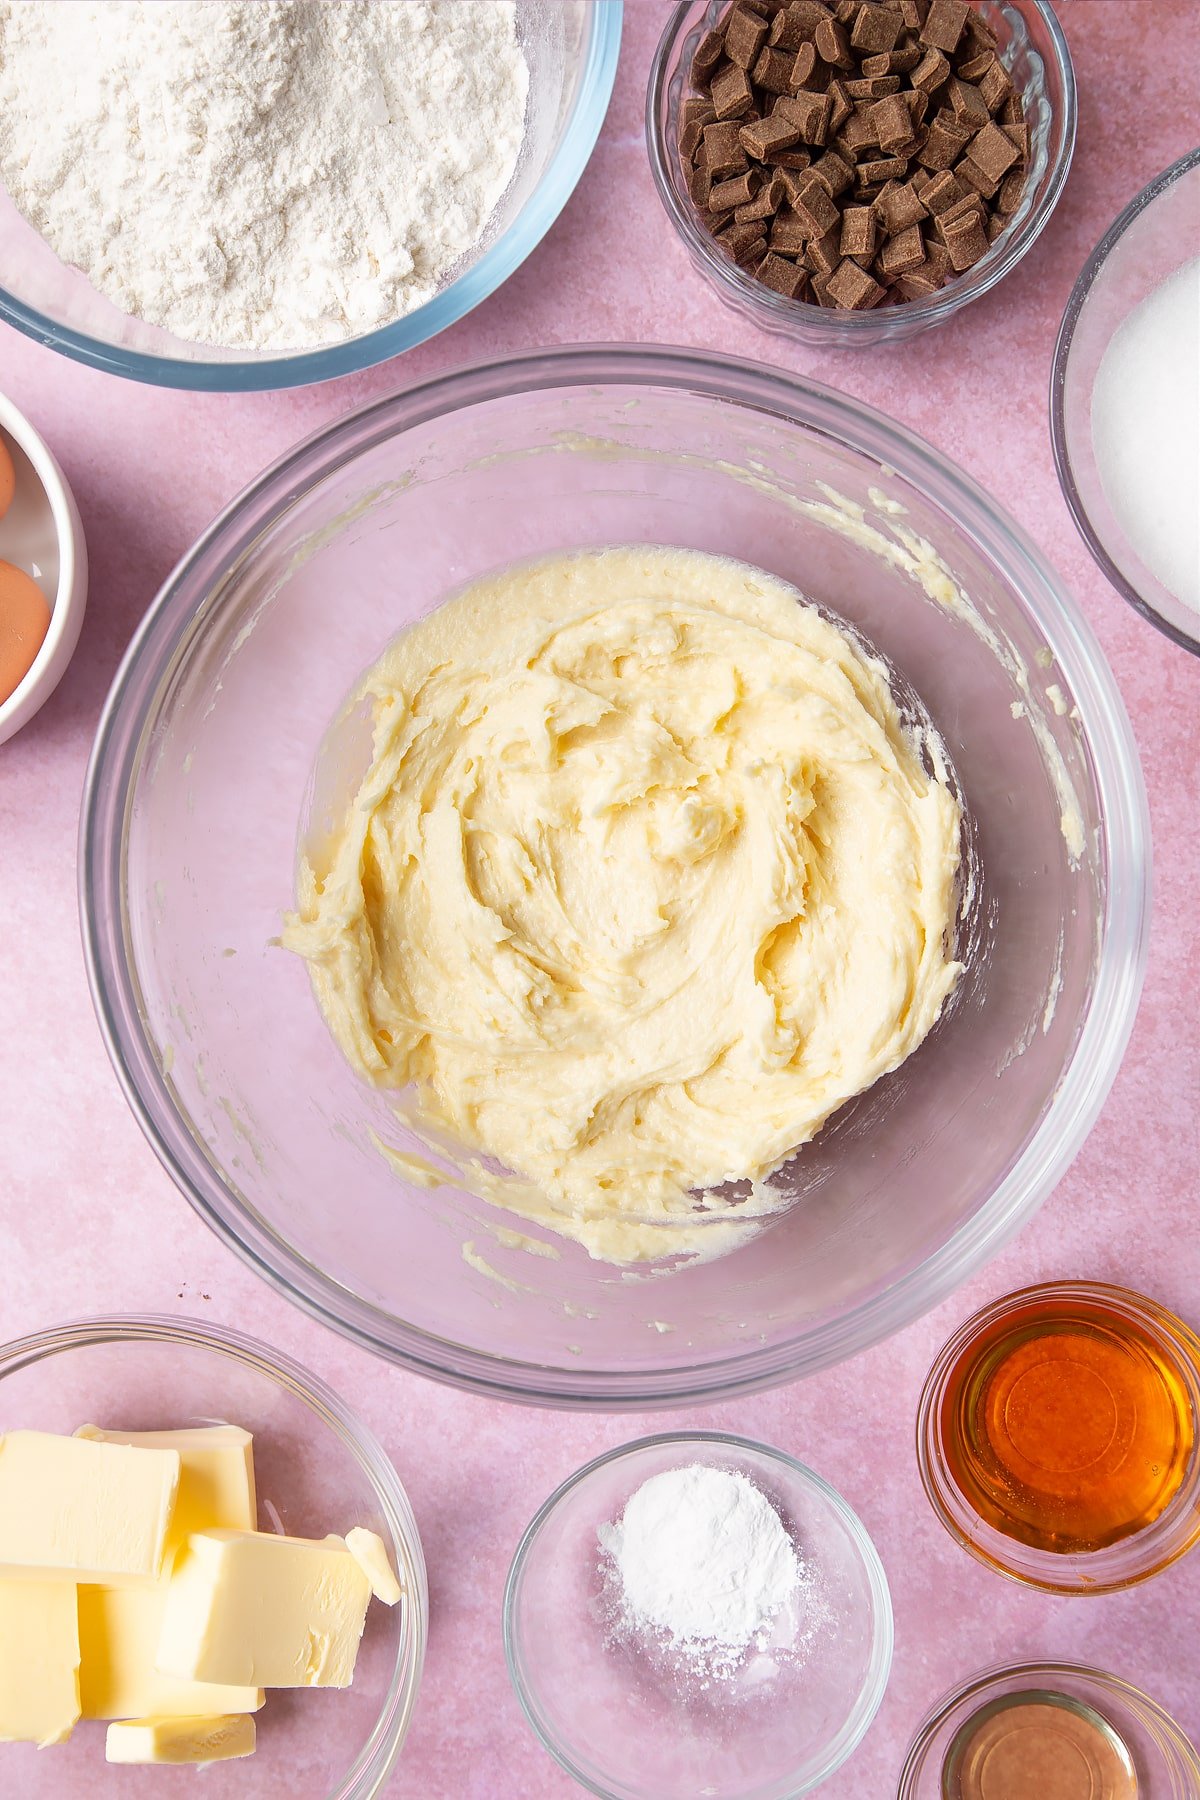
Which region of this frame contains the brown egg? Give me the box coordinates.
[0,560,52,703]
[0,434,14,519]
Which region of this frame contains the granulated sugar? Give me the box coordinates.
[1091,255,1200,614]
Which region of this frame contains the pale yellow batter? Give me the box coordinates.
[284,547,963,1260]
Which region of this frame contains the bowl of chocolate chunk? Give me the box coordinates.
[648,0,1075,340]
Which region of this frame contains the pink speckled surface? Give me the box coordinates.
[1,3,1198,1794]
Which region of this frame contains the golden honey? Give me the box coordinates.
[938,1287,1196,1554]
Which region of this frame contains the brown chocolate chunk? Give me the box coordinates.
[917,112,972,168]
[941,207,989,268]
[956,48,995,83]
[692,27,727,84]
[682,96,717,130]
[888,43,923,73]
[788,42,825,88]
[840,203,878,256]
[710,168,764,210]
[827,255,885,306]
[1003,120,1030,159]
[724,6,771,68]
[755,44,800,90]
[712,62,757,118]
[805,223,843,271]
[874,176,927,231]
[904,87,930,127]
[776,86,834,142]
[911,45,950,91]
[872,91,915,150]
[920,167,965,213]
[700,120,750,177]
[688,164,713,208]
[923,236,953,281]
[757,250,809,295]
[996,164,1026,213]
[827,77,854,128]
[944,75,990,127]
[717,218,772,259]
[849,3,902,53]
[846,74,902,97]
[963,7,997,51]
[814,14,856,67]
[810,268,837,304]
[859,154,909,182]
[956,155,1000,199]
[900,0,927,24]
[877,220,925,274]
[970,117,1019,179]
[768,144,815,168]
[919,0,968,54]
[739,111,802,157]
[896,264,940,297]
[810,147,855,194]
[986,210,1007,241]
[769,205,811,252]
[789,169,842,233]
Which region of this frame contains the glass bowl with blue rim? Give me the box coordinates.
[0,2,621,390]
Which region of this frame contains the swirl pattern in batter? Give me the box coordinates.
[284,546,963,1261]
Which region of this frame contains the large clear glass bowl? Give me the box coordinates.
[0,1316,427,1797]
[0,3,621,391]
[81,345,1149,1407]
[648,0,1075,348]
[1051,148,1200,654]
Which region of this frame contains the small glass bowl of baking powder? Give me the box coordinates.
[647,0,1075,347]
[504,1431,892,1799]
[898,1661,1200,1800]
[1051,148,1200,654]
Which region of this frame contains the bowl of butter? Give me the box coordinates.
[0,1315,426,1796]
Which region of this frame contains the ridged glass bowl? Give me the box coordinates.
[0,2,621,390]
[0,1316,427,1797]
[81,345,1148,1407]
[647,0,1075,346]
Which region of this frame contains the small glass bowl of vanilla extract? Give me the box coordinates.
[917,1281,1200,1593]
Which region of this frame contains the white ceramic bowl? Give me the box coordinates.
[0,389,87,744]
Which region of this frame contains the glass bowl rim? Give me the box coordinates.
[645,0,1077,340]
[0,3,623,392]
[897,1657,1200,1795]
[0,1311,428,1800]
[80,341,1151,1409]
[502,1428,894,1800]
[915,1279,1200,1595]
[1049,145,1200,656]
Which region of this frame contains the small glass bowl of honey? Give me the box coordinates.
[916,1281,1200,1593]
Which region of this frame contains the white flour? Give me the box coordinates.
[598,1464,804,1684]
[0,1,529,350]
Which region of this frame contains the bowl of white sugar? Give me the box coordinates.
[504,1432,892,1798]
[1052,147,1200,654]
[0,1,622,391]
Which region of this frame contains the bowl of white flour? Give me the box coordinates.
[0,1,621,389]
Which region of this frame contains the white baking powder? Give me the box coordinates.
[1091,255,1200,614]
[598,1464,803,1682]
[0,1,529,350]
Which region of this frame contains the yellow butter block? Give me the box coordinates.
[74,1425,262,1722]
[0,1430,179,1584]
[158,1530,371,1689]
[75,1425,257,1557]
[105,1712,256,1765]
[0,1580,81,1746]
[345,1526,402,1606]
